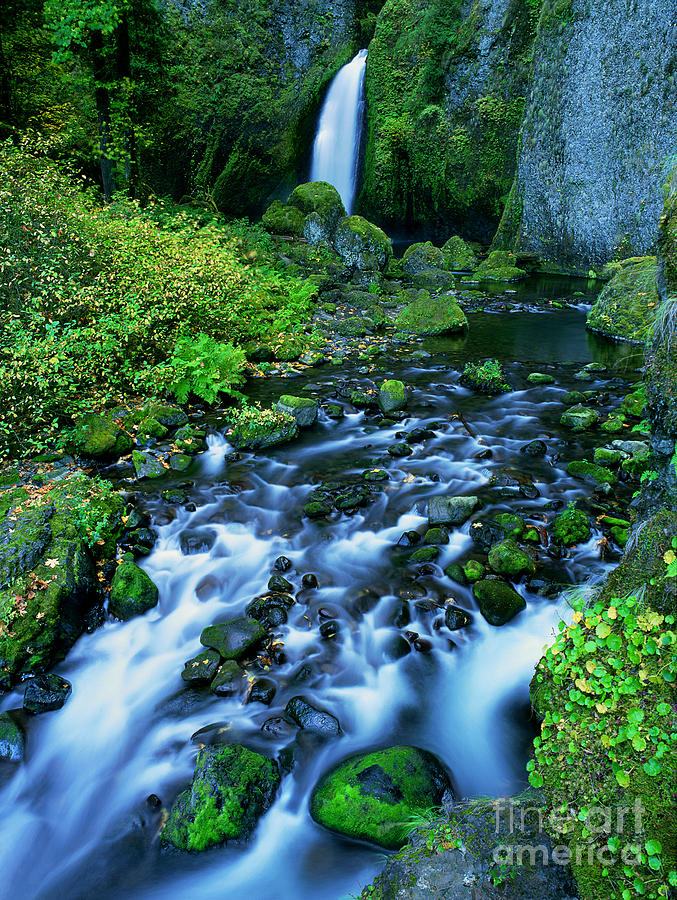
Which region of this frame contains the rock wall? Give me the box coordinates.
[496,0,677,269]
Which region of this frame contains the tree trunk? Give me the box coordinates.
[115,13,138,197]
[90,30,116,201]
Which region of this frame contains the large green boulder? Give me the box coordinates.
[200,616,266,660]
[70,413,133,458]
[428,495,479,526]
[487,539,536,578]
[108,558,159,621]
[261,200,305,237]
[228,409,299,451]
[401,241,445,276]
[474,250,526,282]
[309,745,453,849]
[551,506,591,546]
[288,181,346,243]
[442,235,478,271]
[162,744,280,851]
[378,380,407,414]
[132,450,166,479]
[473,579,526,625]
[560,404,600,431]
[275,395,318,428]
[395,297,468,336]
[586,256,659,343]
[333,215,393,272]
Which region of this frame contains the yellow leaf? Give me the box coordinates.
[596,703,608,714]
[586,660,596,674]
[607,606,617,620]
[572,611,583,624]
[664,550,676,565]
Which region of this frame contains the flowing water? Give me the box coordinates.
[310,50,368,213]
[0,298,642,900]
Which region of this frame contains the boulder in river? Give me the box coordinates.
[108,558,159,621]
[473,579,526,626]
[551,506,591,546]
[200,617,266,660]
[401,241,445,276]
[285,696,341,736]
[560,404,600,431]
[180,529,216,555]
[210,661,243,696]
[378,380,407,414]
[586,256,659,343]
[473,250,526,282]
[181,649,221,685]
[428,495,479,526]
[487,539,536,578]
[275,395,318,428]
[131,450,166,479]
[394,296,467,336]
[309,745,453,849]
[161,744,280,851]
[23,673,72,714]
[0,711,25,761]
[287,181,345,242]
[333,215,392,272]
[444,605,473,630]
[69,412,133,458]
[442,235,477,271]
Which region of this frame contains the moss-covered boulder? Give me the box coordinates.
[309,745,453,849]
[378,379,407,414]
[227,408,299,451]
[442,235,478,271]
[460,359,510,393]
[428,495,479,526]
[560,404,600,431]
[401,241,445,276]
[474,250,526,282]
[395,297,467,336]
[108,558,159,621]
[162,744,280,851]
[132,450,166,479]
[488,539,536,578]
[23,673,72,714]
[566,460,617,486]
[551,506,591,546]
[261,200,305,237]
[473,579,526,625]
[0,711,24,761]
[333,215,393,271]
[288,181,346,243]
[200,617,266,661]
[70,413,133,458]
[586,256,659,342]
[275,395,318,428]
[181,649,221,685]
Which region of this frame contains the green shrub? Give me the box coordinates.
[164,335,246,404]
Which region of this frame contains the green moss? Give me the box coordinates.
[442,235,477,270]
[409,545,440,564]
[460,358,510,393]
[70,412,133,458]
[108,558,159,621]
[227,405,298,450]
[401,241,445,276]
[493,513,526,538]
[333,215,393,271]
[472,579,526,625]
[474,250,527,282]
[395,297,467,335]
[566,460,617,486]
[551,505,591,546]
[593,447,622,466]
[560,404,600,431]
[309,745,451,849]
[586,256,659,343]
[261,200,305,237]
[487,539,536,577]
[378,379,406,414]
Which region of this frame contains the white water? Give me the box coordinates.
[310,50,368,213]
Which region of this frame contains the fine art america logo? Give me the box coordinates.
[492,797,649,868]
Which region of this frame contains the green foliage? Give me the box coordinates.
[461,358,511,393]
[0,142,316,455]
[530,594,677,899]
[164,334,245,404]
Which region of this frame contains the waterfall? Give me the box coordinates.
[310,49,368,214]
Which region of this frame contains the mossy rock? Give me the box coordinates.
[0,711,24,761]
[487,539,536,578]
[333,215,393,272]
[275,395,318,428]
[261,200,305,237]
[442,235,477,271]
[621,388,646,418]
[586,256,659,343]
[309,745,453,849]
[395,297,468,336]
[140,403,188,429]
[70,413,133,458]
[162,744,280,851]
[288,182,346,241]
[336,316,371,337]
[566,460,617,486]
[401,241,445,276]
[474,251,527,282]
[493,513,525,538]
[200,616,266,660]
[460,359,510,393]
[560,405,600,431]
[551,507,591,546]
[108,558,159,621]
[378,379,406,414]
[593,447,622,466]
[228,414,299,451]
[132,450,166,479]
[473,579,526,626]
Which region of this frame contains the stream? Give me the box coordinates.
[0,291,642,900]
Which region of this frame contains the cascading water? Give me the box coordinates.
[310,50,367,213]
[0,299,640,900]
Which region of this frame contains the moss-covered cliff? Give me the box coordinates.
[358,0,540,241]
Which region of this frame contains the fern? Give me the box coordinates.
[165,334,246,404]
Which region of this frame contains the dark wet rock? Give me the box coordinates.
[363,468,389,482]
[210,660,243,697]
[180,529,216,555]
[0,712,25,761]
[109,558,159,621]
[126,527,156,554]
[247,677,277,705]
[267,574,292,593]
[469,519,506,551]
[162,488,188,504]
[423,527,449,545]
[303,500,333,518]
[383,634,412,660]
[409,546,440,564]
[200,617,266,660]
[407,426,436,442]
[488,540,536,578]
[444,606,473,631]
[473,580,526,626]
[562,390,587,405]
[397,530,421,548]
[443,562,467,584]
[273,556,292,572]
[302,573,319,589]
[388,442,413,457]
[132,450,166,479]
[319,620,341,640]
[245,593,294,628]
[413,637,433,652]
[285,696,341,736]
[310,745,452,850]
[261,716,296,740]
[23,674,72,714]
[519,483,541,499]
[161,744,280,851]
[520,439,548,456]
[334,485,372,510]
[428,495,479,526]
[181,649,221,686]
[169,454,192,472]
[350,389,378,408]
[325,403,345,418]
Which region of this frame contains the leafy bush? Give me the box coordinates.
[164,335,246,404]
